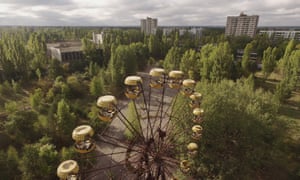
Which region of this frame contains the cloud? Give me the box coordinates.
[0,0,299,26]
[0,0,74,6]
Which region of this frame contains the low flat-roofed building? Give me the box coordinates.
[47,41,84,63]
[259,30,300,41]
[162,26,203,37]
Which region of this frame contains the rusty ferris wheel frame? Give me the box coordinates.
[56,68,204,180]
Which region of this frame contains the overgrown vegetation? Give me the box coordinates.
[0,26,299,179]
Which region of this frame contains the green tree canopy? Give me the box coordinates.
[241,42,254,76]
[262,47,277,78]
[55,99,76,139]
[180,49,200,80]
[20,139,59,180]
[0,146,20,179]
[200,42,234,81]
[107,44,137,94]
[5,110,39,144]
[163,46,182,72]
[187,79,287,179]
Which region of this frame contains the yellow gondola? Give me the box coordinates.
[97,95,117,122]
[187,142,198,157]
[180,160,190,173]
[57,160,79,180]
[181,79,196,96]
[191,125,203,140]
[192,108,204,123]
[149,68,165,88]
[124,76,143,99]
[189,92,202,108]
[72,125,96,154]
[168,70,184,89]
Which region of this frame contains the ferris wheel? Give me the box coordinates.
[56,68,205,180]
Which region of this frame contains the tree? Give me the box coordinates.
[200,42,234,81]
[283,39,295,58]
[130,42,149,70]
[88,105,108,132]
[88,61,100,77]
[48,59,64,80]
[183,79,287,179]
[55,99,76,139]
[27,32,48,71]
[209,42,234,81]
[107,44,137,94]
[180,49,200,80]
[241,43,254,76]
[82,37,103,66]
[275,40,299,101]
[29,88,44,111]
[227,35,252,56]
[262,47,277,78]
[0,146,20,179]
[90,74,104,97]
[148,34,161,58]
[251,34,272,58]
[200,43,218,80]
[66,75,86,98]
[60,146,77,162]
[0,34,31,80]
[5,110,39,144]
[20,140,59,180]
[163,46,182,71]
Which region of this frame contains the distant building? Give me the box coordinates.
[141,17,158,35]
[225,12,259,38]
[259,29,300,41]
[92,32,104,45]
[47,41,84,63]
[236,49,258,61]
[162,27,203,37]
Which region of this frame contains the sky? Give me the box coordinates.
[0,0,299,26]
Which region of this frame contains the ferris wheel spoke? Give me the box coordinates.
[74,151,129,161]
[115,107,146,141]
[132,99,145,137]
[100,133,145,153]
[83,158,144,180]
[162,90,180,117]
[160,163,174,179]
[98,139,143,154]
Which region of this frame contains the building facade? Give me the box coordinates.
[141,17,158,35]
[47,41,84,63]
[162,26,203,37]
[259,30,300,41]
[92,32,104,45]
[225,12,259,38]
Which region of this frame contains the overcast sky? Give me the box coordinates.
[0,0,299,26]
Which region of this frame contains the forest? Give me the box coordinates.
[0,26,299,179]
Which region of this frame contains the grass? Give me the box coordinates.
[256,71,300,178]
[279,90,300,141]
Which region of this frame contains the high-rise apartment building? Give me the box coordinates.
[225,12,259,38]
[141,17,158,35]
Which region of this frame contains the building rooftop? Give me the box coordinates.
[47,41,82,52]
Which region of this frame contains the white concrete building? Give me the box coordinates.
[92,32,104,45]
[47,41,83,63]
[259,30,300,41]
